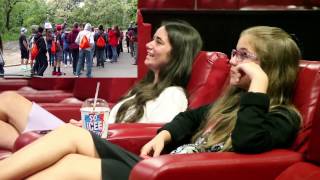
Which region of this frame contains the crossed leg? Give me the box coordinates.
[0,124,101,179]
[0,91,32,149]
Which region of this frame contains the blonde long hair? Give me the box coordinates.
[192,26,301,151]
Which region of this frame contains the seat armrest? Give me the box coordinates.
[130,150,303,180]
[13,131,43,152]
[108,123,162,155]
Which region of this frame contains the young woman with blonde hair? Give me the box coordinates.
[0,26,301,180]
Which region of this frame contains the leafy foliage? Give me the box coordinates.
[0,0,137,39]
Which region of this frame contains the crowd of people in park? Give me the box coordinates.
[16,21,138,77]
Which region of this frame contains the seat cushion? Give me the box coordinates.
[276,162,320,180]
[0,149,11,160]
[0,79,29,91]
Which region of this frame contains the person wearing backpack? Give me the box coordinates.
[68,22,80,75]
[19,28,29,71]
[108,25,119,63]
[32,26,48,76]
[61,28,72,67]
[94,25,107,68]
[45,29,55,67]
[28,25,38,71]
[75,23,94,77]
[52,24,63,76]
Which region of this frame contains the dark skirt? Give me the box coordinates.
[91,133,142,180]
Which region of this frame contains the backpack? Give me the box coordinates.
[30,42,39,60]
[51,41,56,54]
[129,30,137,42]
[96,35,106,48]
[79,35,90,49]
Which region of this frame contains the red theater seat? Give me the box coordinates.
[276,162,320,180]
[11,60,320,179]
[0,79,29,92]
[111,60,320,180]
[128,60,320,179]
[276,69,320,179]
[137,10,151,79]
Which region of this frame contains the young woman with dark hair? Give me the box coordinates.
[0,21,202,151]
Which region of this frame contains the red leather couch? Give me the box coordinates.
[108,60,320,180]
[2,51,230,160]
[10,60,320,180]
[276,78,320,180]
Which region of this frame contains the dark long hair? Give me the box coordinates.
[115,21,203,123]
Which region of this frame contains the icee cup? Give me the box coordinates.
[81,98,110,138]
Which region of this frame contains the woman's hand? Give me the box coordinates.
[140,130,172,158]
[235,61,269,93]
[69,119,82,127]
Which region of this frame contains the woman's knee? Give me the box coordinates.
[0,91,22,105]
[55,124,88,139]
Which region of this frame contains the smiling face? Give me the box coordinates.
[145,26,172,74]
[229,34,260,90]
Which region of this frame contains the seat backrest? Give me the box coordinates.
[238,0,305,7]
[28,78,75,91]
[197,0,239,9]
[137,10,152,79]
[72,78,136,103]
[291,60,320,154]
[187,51,230,109]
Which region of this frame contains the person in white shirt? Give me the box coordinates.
[75,23,94,77]
[0,21,202,152]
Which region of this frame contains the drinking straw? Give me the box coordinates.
[93,82,100,111]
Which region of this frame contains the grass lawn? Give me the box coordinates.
[2,31,20,42]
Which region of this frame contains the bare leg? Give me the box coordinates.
[27,154,101,180]
[0,91,32,149]
[0,121,19,149]
[0,124,99,179]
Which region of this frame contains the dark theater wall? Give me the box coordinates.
[142,10,320,60]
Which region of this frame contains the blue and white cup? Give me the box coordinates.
[81,98,110,138]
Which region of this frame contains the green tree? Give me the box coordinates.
[2,0,27,30]
[1,0,137,36]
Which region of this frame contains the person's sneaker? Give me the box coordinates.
[56,71,62,76]
[52,71,57,75]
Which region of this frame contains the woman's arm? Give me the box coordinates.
[159,104,211,146]
[231,92,300,153]
[140,104,211,157]
[140,130,172,158]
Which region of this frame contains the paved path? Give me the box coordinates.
[2,41,137,78]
